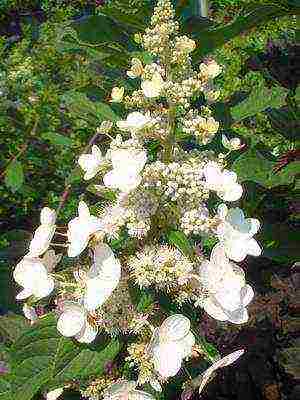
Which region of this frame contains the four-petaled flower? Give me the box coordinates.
[150,314,195,378]
[103,148,147,193]
[203,161,243,202]
[78,145,105,180]
[221,134,244,151]
[13,250,59,300]
[28,207,56,257]
[217,204,262,262]
[198,244,254,323]
[67,201,102,257]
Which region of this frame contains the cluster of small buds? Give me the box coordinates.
[128,245,194,291]
[123,89,146,108]
[142,0,179,56]
[180,206,214,236]
[182,109,220,144]
[126,342,155,385]
[8,57,34,81]
[81,376,115,400]
[198,59,222,82]
[97,203,129,240]
[171,36,196,64]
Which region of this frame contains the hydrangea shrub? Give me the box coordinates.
[12,1,263,399]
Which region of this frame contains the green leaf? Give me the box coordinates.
[4,160,24,193]
[232,148,300,188]
[0,376,12,400]
[167,230,194,257]
[62,91,118,122]
[41,132,73,147]
[267,107,299,140]
[231,85,288,122]
[0,314,29,344]
[192,2,300,59]
[9,314,121,400]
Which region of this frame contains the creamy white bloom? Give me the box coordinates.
[28,207,56,257]
[103,148,147,193]
[198,349,244,394]
[222,134,243,151]
[141,71,164,98]
[116,112,154,133]
[111,86,125,102]
[78,145,105,180]
[45,388,64,400]
[217,204,262,262]
[203,161,243,202]
[67,201,102,257]
[103,380,155,400]
[150,314,195,378]
[198,244,254,323]
[83,243,121,311]
[57,301,98,343]
[14,252,56,300]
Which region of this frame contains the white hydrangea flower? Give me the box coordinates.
[116,112,154,133]
[198,349,244,394]
[78,145,105,180]
[150,314,195,378]
[57,301,98,343]
[14,250,57,300]
[103,148,147,193]
[217,204,262,262]
[111,86,125,102]
[103,380,155,400]
[203,161,243,202]
[67,201,102,257]
[82,243,121,312]
[198,244,254,324]
[141,71,164,98]
[127,58,144,79]
[45,387,64,400]
[28,207,56,257]
[221,134,243,151]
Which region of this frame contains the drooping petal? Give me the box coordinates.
[198,349,244,394]
[180,331,195,358]
[130,390,156,400]
[33,276,55,299]
[45,387,64,400]
[241,284,254,306]
[16,287,33,300]
[202,297,228,322]
[246,238,262,257]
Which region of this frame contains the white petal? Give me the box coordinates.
[46,388,64,400]
[57,303,86,337]
[33,276,55,299]
[203,297,229,321]
[225,241,247,262]
[78,201,90,219]
[246,238,262,257]
[160,314,191,341]
[76,321,98,343]
[153,342,183,377]
[199,349,244,394]
[16,288,33,300]
[28,225,56,257]
[40,207,56,225]
[67,236,89,258]
[241,284,254,306]
[149,378,162,392]
[130,390,156,400]
[219,183,243,202]
[180,331,195,358]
